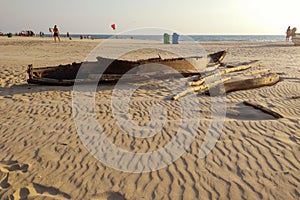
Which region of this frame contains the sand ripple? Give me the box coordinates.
[0,38,299,199]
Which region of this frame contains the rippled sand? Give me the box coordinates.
[0,37,299,199]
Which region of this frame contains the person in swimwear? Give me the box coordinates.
[53,25,60,42]
[286,26,291,41]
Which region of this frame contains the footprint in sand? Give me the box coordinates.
[0,161,71,199]
[10,183,71,200]
[0,160,28,191]
[91,191,125,200]
[0,160,29,174]
[0,172,10,190]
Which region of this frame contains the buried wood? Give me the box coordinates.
[243,101,283,119]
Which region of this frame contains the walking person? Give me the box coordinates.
[53,25,60,42]
[286,26,291,41]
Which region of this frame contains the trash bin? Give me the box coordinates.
[7,33,13,38]
[172,33,179,44]
[163,33,170,44]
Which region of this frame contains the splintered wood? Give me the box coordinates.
[172,77,231,101]
[172,59,279,100]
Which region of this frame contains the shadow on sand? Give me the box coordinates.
[0,83,115,97]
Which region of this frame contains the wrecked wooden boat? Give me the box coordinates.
[27,51,226,86]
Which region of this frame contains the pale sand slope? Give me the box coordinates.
[0,37,299,199]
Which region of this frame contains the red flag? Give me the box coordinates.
[111,24,116,30]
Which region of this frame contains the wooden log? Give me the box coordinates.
[189,64,252,86]
[244,69,270,76]
[195,77,232,93]
[243,101,283,118]
[211,73,280,95]
[190,64,221,81]
[172,77,231,100]
[171,87,195,101]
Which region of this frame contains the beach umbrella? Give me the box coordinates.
[111,24,116,30]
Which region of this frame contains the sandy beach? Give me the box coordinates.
[0,36,299,199]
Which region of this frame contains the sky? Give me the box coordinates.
[1,0,300,35]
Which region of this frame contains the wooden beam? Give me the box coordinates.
[243,101,283,118]
[172,77,231,100]
[211,73,280,95]
[189,64,252,86]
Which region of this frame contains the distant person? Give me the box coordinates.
[53,25,60,42]
[286,26,291,41]
[66,32,72,40]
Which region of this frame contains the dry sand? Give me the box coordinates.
[0,36,299,199]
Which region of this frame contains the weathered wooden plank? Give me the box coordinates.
[211,73,280,95]
[189,65,252,86]
[243,101,283,118]
[172,77,231,100]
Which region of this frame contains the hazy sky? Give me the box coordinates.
[1,0,300,35]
